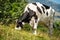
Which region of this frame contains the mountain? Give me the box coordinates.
[28,0,60,12]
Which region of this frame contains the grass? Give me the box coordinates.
[0,21,60,40]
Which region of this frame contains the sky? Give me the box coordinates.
[28,0,60,4]
[51,0,60,4]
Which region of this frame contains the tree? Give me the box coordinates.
[0,0,27,24]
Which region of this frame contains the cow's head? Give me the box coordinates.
[15,19,23,30]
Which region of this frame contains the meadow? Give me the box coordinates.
[0,21,60,40]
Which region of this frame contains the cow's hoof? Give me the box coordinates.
[15,27,21,30]
[33,33,36,35]
[33,31,37,35]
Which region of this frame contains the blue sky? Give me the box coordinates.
[51,0,60,4]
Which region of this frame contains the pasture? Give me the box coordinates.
[0,21,60,40]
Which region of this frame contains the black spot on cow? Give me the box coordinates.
[28,7,36,16]
[20,7,36,23]
[46,12,48,16]
[21,11,29,21]
[37,6,42,14]
[28,8,38,23]
[21,11,30,23]
[41,6,45,13]
[32,3,37,6]
[43,4,50,9]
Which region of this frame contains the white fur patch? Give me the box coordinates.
[34,23,37,29]
[15,27,21,30]
[22,22,25,25]
[28,3,37,12]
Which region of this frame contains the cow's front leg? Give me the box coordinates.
[32,19,38,35]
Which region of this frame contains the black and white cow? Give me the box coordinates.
[15,2,55,35]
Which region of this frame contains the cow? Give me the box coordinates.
[15,2,55,35]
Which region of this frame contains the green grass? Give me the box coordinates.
[0,22,60,40]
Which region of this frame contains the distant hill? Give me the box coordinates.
[28,0,60,12]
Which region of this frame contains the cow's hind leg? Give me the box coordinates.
[49,19,54,35]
